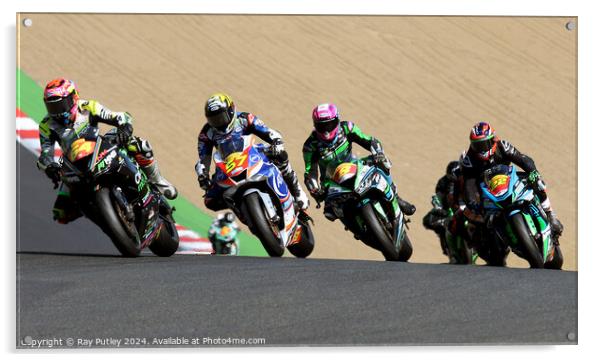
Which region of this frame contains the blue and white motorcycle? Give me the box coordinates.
[212,134,314,258]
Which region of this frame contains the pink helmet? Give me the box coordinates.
[312,103,340,142]
[43,78,80,122]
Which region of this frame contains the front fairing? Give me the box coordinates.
[480,165,533,212]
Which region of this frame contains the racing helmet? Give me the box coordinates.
[312,103,340,142]
[469,121,498,161]
[224,212,235,223]
[205,93,236,131]
[43,78,79,123]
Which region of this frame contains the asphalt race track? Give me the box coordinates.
[17,143,577,346]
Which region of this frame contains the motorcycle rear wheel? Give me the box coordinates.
[287,222,315,258]
[95,187,141,257]
[149,217,180,257]
[242,193,285,257]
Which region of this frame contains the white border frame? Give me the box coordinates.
[4,0,598,360]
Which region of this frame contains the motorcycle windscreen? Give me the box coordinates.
[67,138,97,163]
[216,134,248,159]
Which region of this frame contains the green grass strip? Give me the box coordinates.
[17,67,266,257]
[17,69,47,123]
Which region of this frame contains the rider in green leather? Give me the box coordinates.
[302,103,415,220]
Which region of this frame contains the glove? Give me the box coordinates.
[304,177,324,201]
[198,173,211,190]
[117,123,133,145]
[372,152,391,171]
[527,169,547,193]
[44,162,61,189]
[269,139,285,156]
[527,170,540,184]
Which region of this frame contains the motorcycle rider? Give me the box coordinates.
[37,78,177,224]
[423,160,463,257]
[195,93,309,211]
[208,211,240,255]
[302,103,416,220]
[460,121,563,238]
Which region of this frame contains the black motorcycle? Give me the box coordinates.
[59,131,179,257]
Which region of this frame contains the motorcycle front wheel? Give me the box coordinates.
[509,213,544,268]
[360,203,399,261]
[95,187,141,257]
[241,193,285,257]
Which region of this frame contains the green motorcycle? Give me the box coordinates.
[479,164,563,269]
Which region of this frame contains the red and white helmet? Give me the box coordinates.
[43,78,79,122]
[469,121,498,161]
[312,103,340,142]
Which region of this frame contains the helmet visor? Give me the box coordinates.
[45,96,74,118]
[470,138,494,155]
[207,111,231,130]
[315,118,339,134]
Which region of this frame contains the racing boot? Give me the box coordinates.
[546,210,564,237]
[541,198,563,237]
[142,162,178,200]
[397,196,416,216]
[279,162,310,210]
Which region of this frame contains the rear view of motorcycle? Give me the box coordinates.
[60,131,180,257]
[323,156,413,261]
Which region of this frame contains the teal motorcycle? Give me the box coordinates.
[208,223,239,256]
[323,156,412,261]
[479,164,563,269]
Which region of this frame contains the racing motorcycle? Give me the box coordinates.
[321,156,412,261]
[210,134,315,258]
[59,130,179,257]
[424,194,477,265]
[208,224,239,256]
[478,164,563,269]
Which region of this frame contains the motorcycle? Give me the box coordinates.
[478,164,563,269]
[445,209,479,265]
[211,134,315,258]
[208,224,239,256]
[322,156,412,261]
[59,130,179,257]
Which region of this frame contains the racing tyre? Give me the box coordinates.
[509,213,544,268]
[149,218,179,257]
[544,243,564,270]
[242,193,285,257]
[398,232,413,262]
[287,223,315,258]
[360,203,399,261]
[95,187,141,257]
[457,238,474,265]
